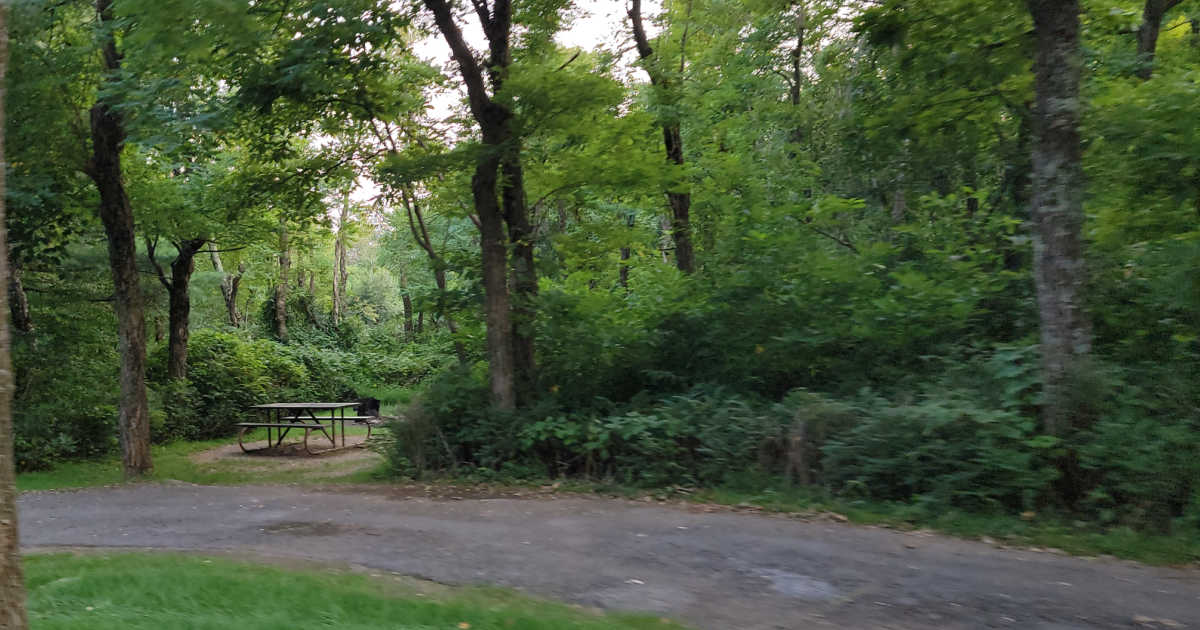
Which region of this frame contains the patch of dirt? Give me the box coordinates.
[188,435,384,479]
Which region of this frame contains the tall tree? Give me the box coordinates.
[0,3,29,625]
[1028,0,1089,435]
[630,0,695,274]
[86,0,152,475]
[423,0,540,408]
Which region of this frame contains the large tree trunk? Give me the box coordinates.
[87,0,152,476]
[630,0,695,274]
[1136,0,1185,79]
[1028,0,1090,436]
[424,0,524,408]
[474,152,516,410]
[501,154,537,403]
[0,5,29,625]
[208,244,242,327]
[7,259,31,335]
[275,218,289,342]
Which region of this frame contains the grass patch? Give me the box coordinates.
[24,552,685,630]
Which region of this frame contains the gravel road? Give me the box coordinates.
[17,484,1200,629]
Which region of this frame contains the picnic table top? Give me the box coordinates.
[251,402,360,410]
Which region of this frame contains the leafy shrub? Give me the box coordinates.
[821,391,1058,512]
[386,375,793,486]
[12,295,121,471]
[150,330,311,440]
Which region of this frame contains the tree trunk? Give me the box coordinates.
[87,0,151,477]
[788,4,806,148]
[7,259,31,335]
[1136,0,1185,79]
[630,0,695,274]
[208,244,242,327]
[501,154,537,404]
[424,0,521,408]
[332,194,349,326]
[0,4,29,624]
[275,218,289,342]
[400,269,414,340]
[474,154,516,410]
[165,240,203,380]
[416,310,424,334]
[1028,0,1090,436]
[331,239,342,326]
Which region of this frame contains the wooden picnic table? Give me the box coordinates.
[238,402,371,454]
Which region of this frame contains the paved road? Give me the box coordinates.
[17,484,1200,629]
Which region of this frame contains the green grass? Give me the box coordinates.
[24,552,685,630]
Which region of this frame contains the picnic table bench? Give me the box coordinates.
[237,402,382,454]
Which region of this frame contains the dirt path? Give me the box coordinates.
[17,484,1199,630]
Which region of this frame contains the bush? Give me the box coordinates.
[385,374,794,486]
[150,330,311,440]
[821,391,1059,512]
[12,296,121,471]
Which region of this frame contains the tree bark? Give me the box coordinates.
[208,244,242,327]
[275,218,289,342]
[1136,0,1185,79]
[0,4,29,625]
[630,0,695,274]
[87,0,152,476]
[424,0,527,408]
[332,193,350,327]
[474,153,516,409]
[7,259,31,335]
[1028,0,1091,435]
[148,239,205,381]
[501,155,537,403]
[399,269,414,340]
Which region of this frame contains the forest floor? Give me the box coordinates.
[18,482,1200,630]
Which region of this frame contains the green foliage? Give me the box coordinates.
[150,330,304,440]
[11,254,122,471]
[822,392,1058,513]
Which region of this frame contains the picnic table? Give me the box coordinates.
[237,402,378,454]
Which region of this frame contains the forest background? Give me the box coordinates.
[6,0,1200,546]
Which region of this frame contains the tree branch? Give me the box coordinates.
[144,236,171,289]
